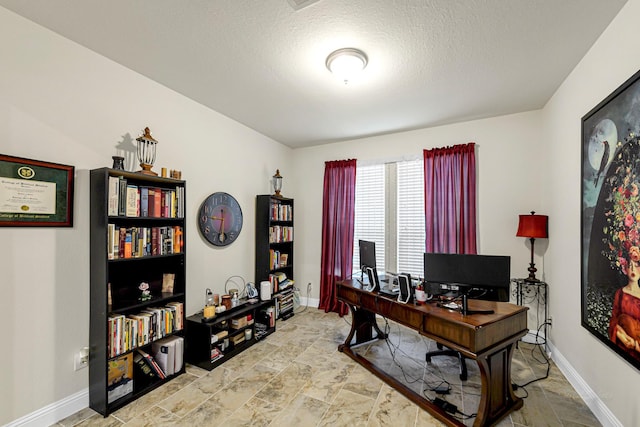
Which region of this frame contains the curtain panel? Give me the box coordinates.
[423,143,477,254]
[319,159,357,316]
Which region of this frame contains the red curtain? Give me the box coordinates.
[319,159,357,316]
[423,143,477,254]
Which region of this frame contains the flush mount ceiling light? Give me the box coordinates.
[325,48,368,84]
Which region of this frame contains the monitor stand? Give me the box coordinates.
[460,294,494,315]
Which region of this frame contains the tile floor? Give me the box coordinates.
[54,308,601,426]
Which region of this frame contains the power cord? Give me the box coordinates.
[429,397,476,421]
[293,282,312,314]
[224,275,246,298]
[380,317,427,385]
[512,321,551,394]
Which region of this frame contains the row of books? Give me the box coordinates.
[255,306,276,339]
[108,225,183,260]
[134,348,165,383]
[108,301,184,357]
[270,201,293,221]
[269,225,293,243]
[108,176,185,218]
[108,337,184,404]
[150,336,184,376]
[268,249,289,270]
[268,272,294,294]
[276,292,294,318]
[210,347,224,363]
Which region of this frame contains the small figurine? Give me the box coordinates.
[139,282,152,301]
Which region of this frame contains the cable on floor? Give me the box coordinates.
[513,321,551,395]
[293,282,312,314]
[380,317,427,385]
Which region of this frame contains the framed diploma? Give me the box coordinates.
[0,154,74,227]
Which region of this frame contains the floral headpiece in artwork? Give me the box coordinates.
[603,139,640,275]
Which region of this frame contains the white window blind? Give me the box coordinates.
[397,159,425,278]
[353,164,385,274]
[352,159,425,279]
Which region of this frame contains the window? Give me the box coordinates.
[353,159,425,278]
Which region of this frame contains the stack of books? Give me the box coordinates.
[107,176,185,219]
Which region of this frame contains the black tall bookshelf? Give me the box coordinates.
[255,195,295,320]
[89,168,186,416]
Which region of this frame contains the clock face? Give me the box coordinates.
[198,192,243,246]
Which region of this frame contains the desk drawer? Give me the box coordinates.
[338,285,359,306]
[422,310,528,354]
[375,298,423,330]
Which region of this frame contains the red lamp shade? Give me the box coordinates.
[516,212,548,239]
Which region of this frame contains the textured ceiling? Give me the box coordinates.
[0,0,628,148]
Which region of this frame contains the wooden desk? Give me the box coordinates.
[337,280,528,427]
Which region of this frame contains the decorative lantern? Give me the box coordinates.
[272,169,283,197]
[135,127,158,176]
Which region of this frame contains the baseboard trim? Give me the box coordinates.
[300,296,319,308]
[547,340,622,427]
[5,388,88,427]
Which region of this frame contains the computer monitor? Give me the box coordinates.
[423,252,510,302]
[358,239,377,271]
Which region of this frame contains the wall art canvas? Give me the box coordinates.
[582,68,640,371]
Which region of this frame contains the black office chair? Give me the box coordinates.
[426,288,468,380]
[425,343,468,381]
[425,288,506,381]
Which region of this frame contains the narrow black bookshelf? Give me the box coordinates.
[255,195,295,320]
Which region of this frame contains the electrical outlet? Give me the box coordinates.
[548,316,553,327]
[74,347,89,371]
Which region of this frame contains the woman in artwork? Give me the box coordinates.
[605,172,640,360]
[608,252,640,357]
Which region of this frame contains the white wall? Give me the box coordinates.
[543,0,640,425]
[0,8,291,425]
[292,111,546,303]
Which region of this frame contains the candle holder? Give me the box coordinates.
[111,156,125,170]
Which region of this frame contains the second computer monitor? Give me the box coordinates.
[359,239,377,271]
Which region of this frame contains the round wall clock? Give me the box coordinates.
[198,192,243,246]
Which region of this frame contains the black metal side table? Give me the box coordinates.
[511,278,549,349]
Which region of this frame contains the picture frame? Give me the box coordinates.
[280,253,288,267]
[581,68,640,371]
[0,154,74,227]
[161,273,175,294]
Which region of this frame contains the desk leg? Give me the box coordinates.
[338,304,386,352]
[474,340,523,427]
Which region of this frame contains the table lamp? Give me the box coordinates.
[516,211,548,282]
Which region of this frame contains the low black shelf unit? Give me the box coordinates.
[185,299,276,371]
